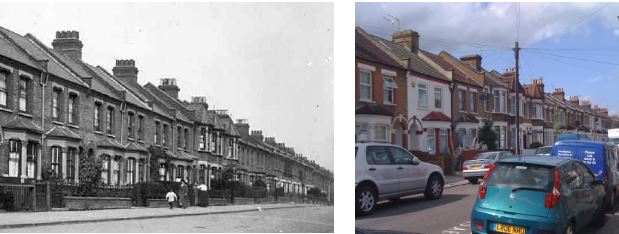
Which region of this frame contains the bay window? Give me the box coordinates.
[8,140,21,177]
[51,146,62,178]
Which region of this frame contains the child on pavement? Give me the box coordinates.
[165,189,177,209]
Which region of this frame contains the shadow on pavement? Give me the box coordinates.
[356,228,421,234]
[356,193,469,220]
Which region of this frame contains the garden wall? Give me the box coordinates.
[64,196,132,210]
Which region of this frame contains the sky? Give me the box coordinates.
[0,2,333,171]
[357,2,619,116]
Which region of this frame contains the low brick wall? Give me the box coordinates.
[146,199,169,208]
[233,197,254,205]
[208,198,228,206]
[255,197,275,204]
[64,196,132,210]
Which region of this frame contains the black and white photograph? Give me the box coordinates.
[0,2,334,233]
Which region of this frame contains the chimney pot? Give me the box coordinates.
[112,59,139,83]
[158,78,180,99]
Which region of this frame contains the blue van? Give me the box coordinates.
[550,140,619,211]
[555,133,591,141]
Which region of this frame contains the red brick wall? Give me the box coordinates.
[355,58,407,117]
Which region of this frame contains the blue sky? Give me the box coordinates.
[357,2,619,115]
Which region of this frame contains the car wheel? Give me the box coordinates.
[356,185,377,216]
[564,222,574,234]
[425,174,444,200]
[468,178,479,184]
[593,201,607,227]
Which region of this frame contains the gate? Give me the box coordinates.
[0,183,35,211]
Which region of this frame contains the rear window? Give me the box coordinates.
[486,163,553,192]
[475,152,497,160]
[535,147,551,155]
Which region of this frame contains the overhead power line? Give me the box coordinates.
[525,49,619,66]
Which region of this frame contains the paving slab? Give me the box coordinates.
[0,203,322,229]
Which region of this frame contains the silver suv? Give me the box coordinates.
[355,142,444,215]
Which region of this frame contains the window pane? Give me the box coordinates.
[419,84,427,107]
[365,146,391,165]
[434,88,442,108]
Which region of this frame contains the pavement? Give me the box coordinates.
[444,171,469,189]
[3,206,334,233]
[0,203,325,230]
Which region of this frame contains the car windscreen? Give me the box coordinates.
[486,163,553,192]
[535,147,551,155]
[474,152,497,160]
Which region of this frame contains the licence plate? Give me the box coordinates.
[494,223,525,234]
[471,165,482,169]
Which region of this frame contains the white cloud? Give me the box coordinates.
[356,2,619,51]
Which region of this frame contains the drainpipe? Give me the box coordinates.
[40,60,48,181]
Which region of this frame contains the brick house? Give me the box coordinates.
[355,27,409,148]
[0,26,332,197]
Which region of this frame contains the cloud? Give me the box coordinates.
[614,29,619,36]
[356,2,619,51]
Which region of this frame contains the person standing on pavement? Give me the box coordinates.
[165,189,177,209]
[179,179,188,209]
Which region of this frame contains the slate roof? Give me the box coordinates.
[4,116,43,133]
[484,70,510,89]
[206,110,227,130]
[500,72,525,93]
[215,113,240,137]
[355,27,402,68]
[355,102,394,116]
[97,137,124,150]
[143,83,194,124]
[358,27,447,81]
[420,50,481,87]
[124,141,148,153]
[455,113,480,123]
[0,28,42,70]
[46,126,81,140]
[0,28,88,87]
[422,111,451,122]
[87,65,150,109]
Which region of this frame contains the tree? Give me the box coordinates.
[478,119,497,150]
[529,141,543,149]
[77,151,103,196]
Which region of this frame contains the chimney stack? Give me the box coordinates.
[569,96,579,106]
[532,78,544,93]
[582,100,591,110]
[158,78,180,99]
[234,119,249,136]
[460,54,482,71]
[112,59,139,83]
[250,130,263,142]
[392,29,420,54]
[552,88,565,101]
[52,30,83,61]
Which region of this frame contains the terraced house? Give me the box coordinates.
[0,26,332,206]
[355,26,619,172]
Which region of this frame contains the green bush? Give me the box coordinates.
[529,141,543,149]
[78,154,103,196]
[478,119,497,151]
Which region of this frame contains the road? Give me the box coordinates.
[356,182,619,234]
[4,206,333,233]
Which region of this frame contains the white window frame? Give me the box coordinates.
[383,76,397,105]
[434,87,442,109]
[470,90,478,113]
[359,70,372,102]
[458,88,466,112]
[418,82,428,108]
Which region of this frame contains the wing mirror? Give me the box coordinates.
[592,180,605,185]
[411,157,420,165]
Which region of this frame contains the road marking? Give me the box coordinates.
[442,221,471,234]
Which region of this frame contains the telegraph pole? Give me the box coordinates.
[514,41,520,155]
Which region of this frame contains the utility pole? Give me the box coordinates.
[514,41,520,155]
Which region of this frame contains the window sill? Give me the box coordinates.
[127,138,135,142]
[94,131,104,135]
[52,121,65,126]
[383,103,396,106]
[0,107,12,114]
[18,112,33,118]
[107,134,116,138]
[67,124,79,129]
[138,140,145,144]
[359,99,375,103]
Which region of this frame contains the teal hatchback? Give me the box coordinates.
[471,156,606,234]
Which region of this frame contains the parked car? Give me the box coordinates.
[463,151,514,184]
[471,156,606,234]
[355,142,445,216]
[534,146,552,156]
[550,140,619,211]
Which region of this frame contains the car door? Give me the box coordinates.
[573,162,597,228]
[365,145,400,196]
[560,163,579,218]
[388,146,426,192]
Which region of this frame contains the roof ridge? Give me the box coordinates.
[23,34,89,87]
